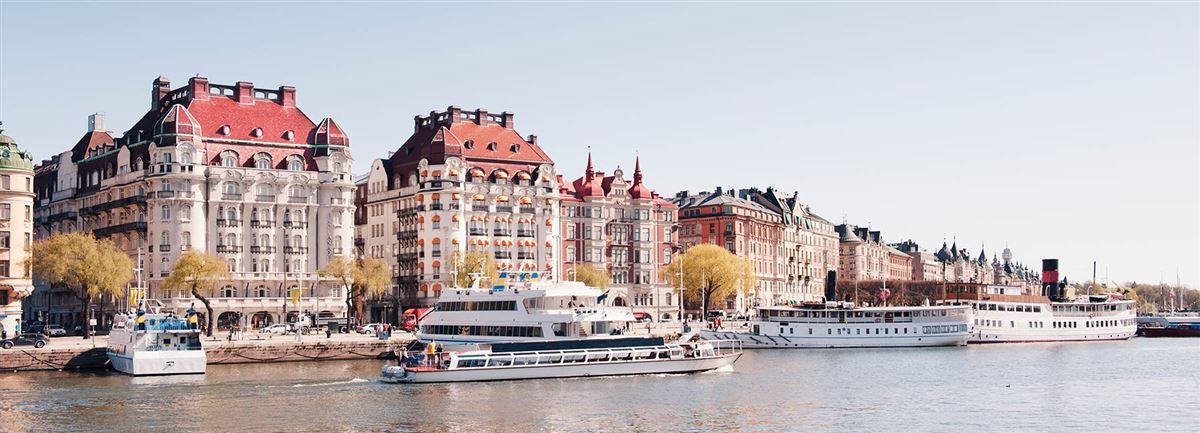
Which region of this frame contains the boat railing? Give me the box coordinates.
[706,339,742,356]
[402,344,686,371]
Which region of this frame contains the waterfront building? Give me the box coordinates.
[358,106,560,318]
[933,241,996,285]
[558,154,678,320]
[0,127,35,336]
[891,240,944,282]
[835,224,893,282]
[31,76,355,330]
[737,187,838,304]
[673,188,784,313]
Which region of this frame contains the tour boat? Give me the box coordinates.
[937,284,1137,343]
[415,273,637,344]
[107,311,206,376]
[380,334,741,383]
[700,302,973,348]
[1136,315,1200,338]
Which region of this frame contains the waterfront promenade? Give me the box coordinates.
[0,331,415,373]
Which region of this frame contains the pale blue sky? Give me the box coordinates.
[1,2,1196,287]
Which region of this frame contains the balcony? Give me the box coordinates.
[468,228,487,236]
[398,253,418,262]
[517,252,535,260]
[250,220,275,228]
[79,195,148,215]
[216,245,242,254]
[155,190,176,198]
[330,197,347,205]
[251,246,276,254]
[283,221,308,229]
[471,204,490,212]
[331,247,343,255]
[216,219,240,228]
[517,230,535,238]
[493,229,512,237]
[257,194,276,202]
[495,206,513,213]
[518,207,536,214]
[494,251,513,260]
[428,203,443,211]
[284,247,309,255]
[159,244,171,252]
[287,196,308,204]
[92,221,147,237]
[431,250,442,258]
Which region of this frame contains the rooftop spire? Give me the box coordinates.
[633,154,643,184]
[585,148,595,179]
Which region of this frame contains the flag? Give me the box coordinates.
[291,287,300,305]
[597,290,610,303]
[879,288,892,301]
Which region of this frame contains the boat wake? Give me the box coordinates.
[291,377,370,388]
[705,364,736,374]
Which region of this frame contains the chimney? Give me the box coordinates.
[188,76,209,101]
[235,81,254,104]
[527,134,537,144]
[825,270,838,302]
[279,86,296,107]
[88,113,106,132]
[152,76,172,109]
[502,111,515,129]
[475,108,489,125]
[1042,259,1061,300]
[447,106,462,123]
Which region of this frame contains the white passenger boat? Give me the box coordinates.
[416,273,637,344]
[700,302,973,348]
[107,310,206,376]
[937,283,1136,343]
[380,334,740,383]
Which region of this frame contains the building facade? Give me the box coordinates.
[738,187,838,304]
[835,224,892,282]
[31,76,355,330]
[674,188,784,313]
[359,106,560,318]
[892,240,944,282]
[559,154,678,320]
[0,128,35,336]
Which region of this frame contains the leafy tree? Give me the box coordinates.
[449,250,498,288]
[29,233,132,339]
[320,255,358,325]
[661,244,756,318]
[573,264,611,290]
[162,250,229,337]
[353,257,391,322]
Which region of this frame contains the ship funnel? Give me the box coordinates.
[825,270,838,302]
[1042,259,1062,301]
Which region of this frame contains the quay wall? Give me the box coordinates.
[0,337,410,373]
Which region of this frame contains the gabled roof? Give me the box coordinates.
[70,130,114,161]
[390,107,552,178]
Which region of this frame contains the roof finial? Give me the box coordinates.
[633,153,643,184]
[585,147,595,178]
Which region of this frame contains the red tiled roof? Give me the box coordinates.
[70,131,114,161]
[185,95,317,144]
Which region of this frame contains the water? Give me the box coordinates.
[1,339,1196,433]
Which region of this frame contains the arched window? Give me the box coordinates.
[260,234,271,246]
[333,162,343,173]
[225,207,237,221]
[254,152,272,169]
[227,259,237,272]
[291,235,302,248]
[290,185,305,197]
[160,231,169,246]
[220,150,239,167]
[160,205,171,220]
[225,233,237,246]
[224,182,240,195]
[287,155,303,171]
[180,231,191,248]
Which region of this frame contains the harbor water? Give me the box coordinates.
[1,338,1196,432]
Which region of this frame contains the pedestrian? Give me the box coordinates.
[325,327,332,339]
[2,325,7,340]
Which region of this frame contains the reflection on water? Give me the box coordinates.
[1,339,1197,432]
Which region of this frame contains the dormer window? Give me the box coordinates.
[220,150,239,167]
[254,152,272,169]
[464,140,474,149]
[286,155,303,171]
[251,128,263,138]
[217,125,231,135]
[282,130,295,141]
[487,142,497,151]
[511,144,521,152]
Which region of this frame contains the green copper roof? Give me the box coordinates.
[0,129,35,172]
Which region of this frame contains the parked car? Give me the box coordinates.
[44,325,68,337]
[261,324,289,334]
[357,323,383,335]
[1,333,49,349]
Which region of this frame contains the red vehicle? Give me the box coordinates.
[401,308,431,332]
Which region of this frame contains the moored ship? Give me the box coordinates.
[107,307,206,376]
[700,272,973,348]
[416,273,637,344]
[1137,315,1200,337]
[937,259,1136,343]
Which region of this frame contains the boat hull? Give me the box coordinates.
[1137,327,1200,338]
[108,350,207,376]
[699,330,968,349]
[382,353,740,383]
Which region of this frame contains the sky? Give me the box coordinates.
[1,2,1196,287]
